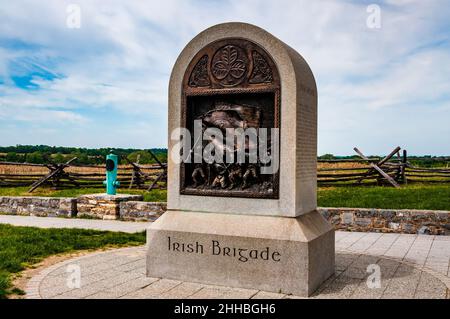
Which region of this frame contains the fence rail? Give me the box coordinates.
[318,166,450,185]
[0,161,166,191]
[1,159,449,191]
[1,145,450,191]
[317,154,450,186]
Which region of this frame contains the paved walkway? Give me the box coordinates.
[26,232,450,299]
[0,215,149,233]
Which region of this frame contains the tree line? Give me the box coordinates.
[0,145,167,165]
[0,145,447,167]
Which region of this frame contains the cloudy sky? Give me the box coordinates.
[0,0,449,155]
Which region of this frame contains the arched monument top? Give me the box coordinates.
[170,22,316,101]
[168,22,318,217]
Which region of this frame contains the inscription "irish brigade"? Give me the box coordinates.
[167,236,281,263]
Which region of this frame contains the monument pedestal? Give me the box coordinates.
[147,210,334,296]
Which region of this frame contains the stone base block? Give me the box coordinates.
[146,210,335,297]
[77,194,143,220]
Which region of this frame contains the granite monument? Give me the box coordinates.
[146,22,335,297]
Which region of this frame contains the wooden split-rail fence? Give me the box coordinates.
[0,159,167,192]
[317,147,450,187]
[0,147,449,191]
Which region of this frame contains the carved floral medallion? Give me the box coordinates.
[211,45,248,87]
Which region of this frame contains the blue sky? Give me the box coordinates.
[0,0,449,155]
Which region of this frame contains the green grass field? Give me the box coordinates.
[318,184,450,210]
[0,184,449,210]
[0,224,145,299]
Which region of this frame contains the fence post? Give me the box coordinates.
[402,150,408,184]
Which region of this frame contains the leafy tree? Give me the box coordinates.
[53,153,65,164]
[6,152,18,162]
[27,151,44,164]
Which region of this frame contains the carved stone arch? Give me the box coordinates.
[183,38,280,90]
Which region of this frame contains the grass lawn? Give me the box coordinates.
[318,184,450,210]
[0,224,145,299]
[0,187,167,202]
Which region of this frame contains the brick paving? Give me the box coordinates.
[26,232,450,299]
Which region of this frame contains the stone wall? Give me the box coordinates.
[318,207,450,235]
[0,195,449,235]
[115,203,450,234]
[119,201,167,222]
[77,194,143,220]
[0,196,76,217]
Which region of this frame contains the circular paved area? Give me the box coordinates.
[26,233,450,299]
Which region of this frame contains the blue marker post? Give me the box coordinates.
[103,152,120,195]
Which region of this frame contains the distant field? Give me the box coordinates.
[2,161,371,173]
[0,184,449,211]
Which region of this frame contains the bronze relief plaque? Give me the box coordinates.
[181,38,280,199]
